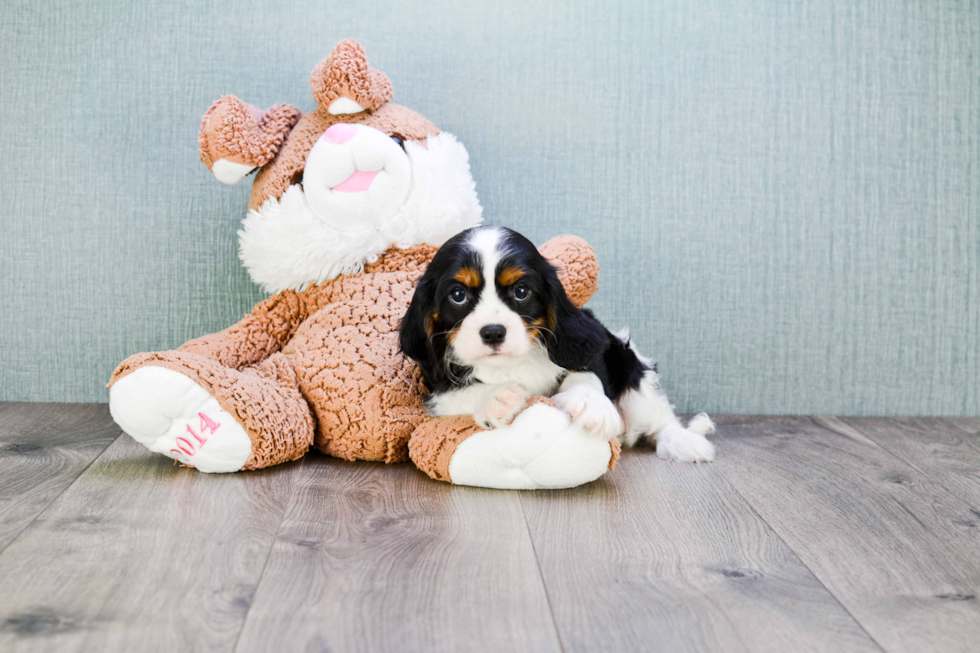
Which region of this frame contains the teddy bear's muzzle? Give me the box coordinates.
[300,123,412,232]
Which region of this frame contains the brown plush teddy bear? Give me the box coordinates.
[108,40,619,488]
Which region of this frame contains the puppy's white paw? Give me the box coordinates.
[553,384,624,439]
[687,412,716,436]
[474,382,530,429]
[656,423,716,463]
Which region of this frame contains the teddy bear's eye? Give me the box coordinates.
[390,135,405,149]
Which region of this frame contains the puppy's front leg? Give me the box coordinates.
[427,382,530,429]
[553,372,624,439]
[474,382,530,429]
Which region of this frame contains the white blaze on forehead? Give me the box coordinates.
[469,226,508,307]
[467,225,506,270]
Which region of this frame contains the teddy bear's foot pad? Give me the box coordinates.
[109,366,251,473]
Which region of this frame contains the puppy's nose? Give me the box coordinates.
[323,123,356,145]
[479,324,507,347]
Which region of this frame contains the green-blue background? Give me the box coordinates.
[1,0,977,415]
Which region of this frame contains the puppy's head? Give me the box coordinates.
[400,226,607,385]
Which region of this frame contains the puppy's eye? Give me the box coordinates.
[449,288,468,305]
[513,284,530,301]
[391,135,405,149]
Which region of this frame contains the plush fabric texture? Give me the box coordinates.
[239,132,482,293]
[110,351,315,470]
[109,365,255,472]
[106,39,616,486]
[408,414,484,483]
[440,400,620,490]
[310,38,393,114]
[538,235,601,308]
[280,246,435,462]
[198,43,439,213]
[409,395,621,482]
[108,239,599,470]
[198,97,302,170]
[608,436,622,471]
[246,103,439,211]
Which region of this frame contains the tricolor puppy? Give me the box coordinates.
[400,226,715,463]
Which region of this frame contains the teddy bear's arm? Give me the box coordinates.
[408,396,620,488]
[198,96,302,185]
[178,290,307,369]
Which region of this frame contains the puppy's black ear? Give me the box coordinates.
[399,277,436,364]
[545,268,609,371]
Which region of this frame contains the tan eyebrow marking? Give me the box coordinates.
[498,266,524,286]
[454,267,481,287]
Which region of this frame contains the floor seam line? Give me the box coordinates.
[0,430,121,559]
[231,456,306,653]
[819,416,980,515]
[518,491,567,653]
[712,456,888,653]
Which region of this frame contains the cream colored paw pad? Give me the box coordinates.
[109,366,251,473]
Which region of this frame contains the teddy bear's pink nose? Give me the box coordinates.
[322,123,356,145]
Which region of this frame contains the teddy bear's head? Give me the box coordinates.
[198,39,483,293]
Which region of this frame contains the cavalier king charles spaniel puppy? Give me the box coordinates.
[399,226,715,463]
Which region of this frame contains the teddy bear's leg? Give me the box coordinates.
[409,397,620,490]
[109,351,314,472]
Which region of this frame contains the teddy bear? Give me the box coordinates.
[108,39,619,489]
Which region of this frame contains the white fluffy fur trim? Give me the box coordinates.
[239,132,483,293]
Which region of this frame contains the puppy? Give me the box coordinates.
[399,226,715,463]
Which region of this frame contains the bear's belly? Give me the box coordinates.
[282,291,428,463]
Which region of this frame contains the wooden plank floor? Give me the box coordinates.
[0,403,977,652]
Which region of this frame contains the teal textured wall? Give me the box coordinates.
[1,0,977,415]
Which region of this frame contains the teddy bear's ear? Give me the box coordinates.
[310,39,393,115]
[198,96,302,185]
[537,235,600,308]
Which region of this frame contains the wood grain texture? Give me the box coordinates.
[714,416,980,653]
[0,435,302,653]
[6,406,980,652]
[839,417,980,512]
[0,403,117,552]
[519,450,880,653]
[234,459,562,653]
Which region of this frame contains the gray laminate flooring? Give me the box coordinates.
[0,403,977,652]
